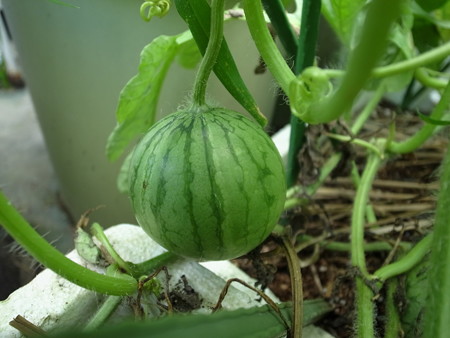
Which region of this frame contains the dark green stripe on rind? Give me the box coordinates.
[212,114,252,250]
[211,110,285,246]
[200,116,226,258]
[182,116,205,257]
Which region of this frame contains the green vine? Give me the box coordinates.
[415,68,448,89]
[242,0,296,95]
[374,234,433,282]
[191,0,225,108]
[388,80,450,154]
[351,146,383,338]
[0,190,137,296]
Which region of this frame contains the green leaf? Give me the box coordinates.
[74,227,100,264]
[416,0,450,12]
[51,300,331,338]
[106,35,177,161]
[423,144,450,336]
[106,30,201,161]
[413,2,450,30]
[174,0,267,127]
[412,2,450,58]
[380,24,414,91]
[435,2,450,41]
[116,151,133,194]
[324,0,415,91]
[413,19,442,54]
[176,34,202,69]
[106,33,190,162]
[367,8,415,92]
[400,255,429,338]
[321,0,366,44]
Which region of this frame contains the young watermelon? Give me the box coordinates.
[129,106,286,261]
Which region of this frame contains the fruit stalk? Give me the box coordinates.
[192,0,225,107]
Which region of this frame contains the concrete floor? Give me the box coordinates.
[0,88,74,252]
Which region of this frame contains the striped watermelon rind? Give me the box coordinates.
[129,107,286,260]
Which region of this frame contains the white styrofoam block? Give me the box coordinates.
[0,224,270,336]
[0,224,333,338]
[271,123,291,163]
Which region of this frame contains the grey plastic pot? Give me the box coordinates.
[2,0,276,225]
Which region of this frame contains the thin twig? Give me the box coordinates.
[136,266,172,318]
[381,224,406,267]
[280,234,303,338]
[9,315,48,337]
[212,278,290,331]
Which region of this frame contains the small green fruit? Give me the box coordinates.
[129,107,286,260]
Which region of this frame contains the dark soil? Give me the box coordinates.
[235,106,446,337]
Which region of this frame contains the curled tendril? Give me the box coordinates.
[140,1,171,22]
[289,66,333,120]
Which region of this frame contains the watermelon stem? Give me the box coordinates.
[0,190,138,295]
[191,0,225,107]
[286,0,321,188]
[351,147,383,338]
[242,0,295,95]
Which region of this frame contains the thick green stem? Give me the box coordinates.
[0,191,137,296]
[355,278,376,338]
[192,0,224,107]
[286,0,321,188]
[294,0,321,74]
[388,80,450,154]
[351,151,382,271]
[243,0,296,94]
[351,150,382,338]
[286,119,306,187]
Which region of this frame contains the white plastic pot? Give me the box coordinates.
[2,0,276,225]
